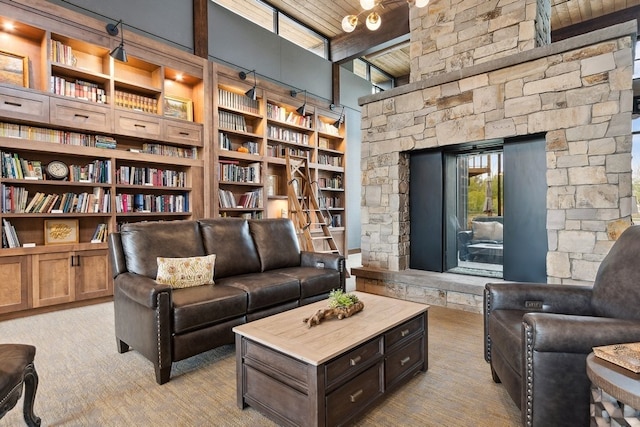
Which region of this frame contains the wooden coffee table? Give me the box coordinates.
[233,291,428,427]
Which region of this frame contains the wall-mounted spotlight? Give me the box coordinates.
[332,106,345,129]
[290,89,307,116]
[106,19,128,62]
[239,69,257,100]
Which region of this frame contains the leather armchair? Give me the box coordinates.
[484,225,640,427]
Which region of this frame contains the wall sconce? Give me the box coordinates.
[332,106,345,129]
[106,20,127,62]
[239,69,257,100]
[290,89,307,116]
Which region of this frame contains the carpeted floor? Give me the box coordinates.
[0,298,520,426]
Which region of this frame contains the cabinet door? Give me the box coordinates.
[0,255,30,314]
[74,249,112,300]
[32,252,74,308]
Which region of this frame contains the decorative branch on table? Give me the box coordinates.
[303,290,364,328]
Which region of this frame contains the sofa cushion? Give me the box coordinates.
[218,271,300,312]
[171,284,247,334]
[120,220,205,279]
[275,267,341,300]
[199,218,261,279]
[249,219,300,271]
[156,255,216,289]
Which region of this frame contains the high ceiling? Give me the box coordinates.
[216,0,640,81]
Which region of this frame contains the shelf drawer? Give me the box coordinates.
[0,87,49,123]
[385,336,425,390]
[115,110,161,139]
[325,337,383,388]
[50,98,111,133]
[162,120,203,146]
[385,314,425,352]
[326,362,384,427]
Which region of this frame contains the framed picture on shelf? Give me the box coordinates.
[163,95,193,121]
[0,50,29,88]
[44,219,79,245]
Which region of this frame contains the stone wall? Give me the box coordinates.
[359,22,635,286]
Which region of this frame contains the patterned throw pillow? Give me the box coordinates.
[156,255,216,289]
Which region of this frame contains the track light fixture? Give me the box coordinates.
[106,19,128,62]
[239,69,257,100]
[290,89,308,116]
[341,0,430,33]
[332,106,345,129]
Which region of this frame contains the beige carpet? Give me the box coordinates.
[0,301,520,426]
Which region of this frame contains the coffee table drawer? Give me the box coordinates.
[385,314,425,351]
[326,362,384,426]
[242,339,309,390]
[385,336,425,389]
[325,337,383,388]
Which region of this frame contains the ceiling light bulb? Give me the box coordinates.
[366,12,381,31]
[360,0,376,10]
[341,15,358,33]
[3,22,15,31]
[414,0,430,7]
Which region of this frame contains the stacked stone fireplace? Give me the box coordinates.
[352,0,635,312]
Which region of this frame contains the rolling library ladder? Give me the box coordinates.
[285,153,341,254]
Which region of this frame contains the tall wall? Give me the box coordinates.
[359,7,634,284]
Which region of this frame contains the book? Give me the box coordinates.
[593,342,640,373]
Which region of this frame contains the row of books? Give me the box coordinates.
[115,193,188,213]
[318,154,342,167]
[114,90,159,114]
[318,196,342,209]
[140,143,198,159]
[218,88,259,114]
[69,160,112,183]
[2,152,44,180]
[90,223,108,243]
[219,111,250,133]
[50,76,107,104]
[0,122,113,148]
[318,175,343,189]
[115,166,187,187]
[2,219,20,248]
[1,186,111,214]
[317,120,341,136]
[218,188,262,209]
[266,144,310,159]
[218,133,259,154]
[49,39,76,67]
[219,160,260,184]
[267,125,310,145]
[266,103,312,129]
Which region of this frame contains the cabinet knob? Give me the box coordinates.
[400,329,410,337]
[74,114,89,119]
[134,124,146,129]
[4,101,22,107]
[349,355,362,366]
[349,389,363,403]
[400,356,411,366]
[179,132,189,136]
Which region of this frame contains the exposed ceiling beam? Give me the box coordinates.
[193,0,208,58]
[330,3,409,64]
[551,5,640,41]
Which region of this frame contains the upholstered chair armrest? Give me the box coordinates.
[301,251,346,291]
[108,232,127,278]
[114,272,171,309]
[523,313,640,354]
[485,282,594,315]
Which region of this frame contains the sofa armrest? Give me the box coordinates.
[114,272,172,309]
[485,282,594,315]
[300,251,346,291]
[524,313,640,354]
[108,232,127,278]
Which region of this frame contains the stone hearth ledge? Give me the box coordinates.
[351,267,506,314]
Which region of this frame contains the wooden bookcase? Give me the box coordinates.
[0,0,207,316]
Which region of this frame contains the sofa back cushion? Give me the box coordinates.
[249,219,300,271]
[199,218,261,278]
[120,220,205,279]
[592,225,640,320]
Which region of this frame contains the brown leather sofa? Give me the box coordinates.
[484,225,640,426]
[108,218,346,384]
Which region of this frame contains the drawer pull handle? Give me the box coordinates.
[350,356,362,366]
[400,356,411,366]
[4,101,22,107]
[74,114,89,119]
[350,389,363,403]
[134,124,146,129]
[400,329,410,337]
[179,132,189,136]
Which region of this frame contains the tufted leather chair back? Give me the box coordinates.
[591,225,640,320]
